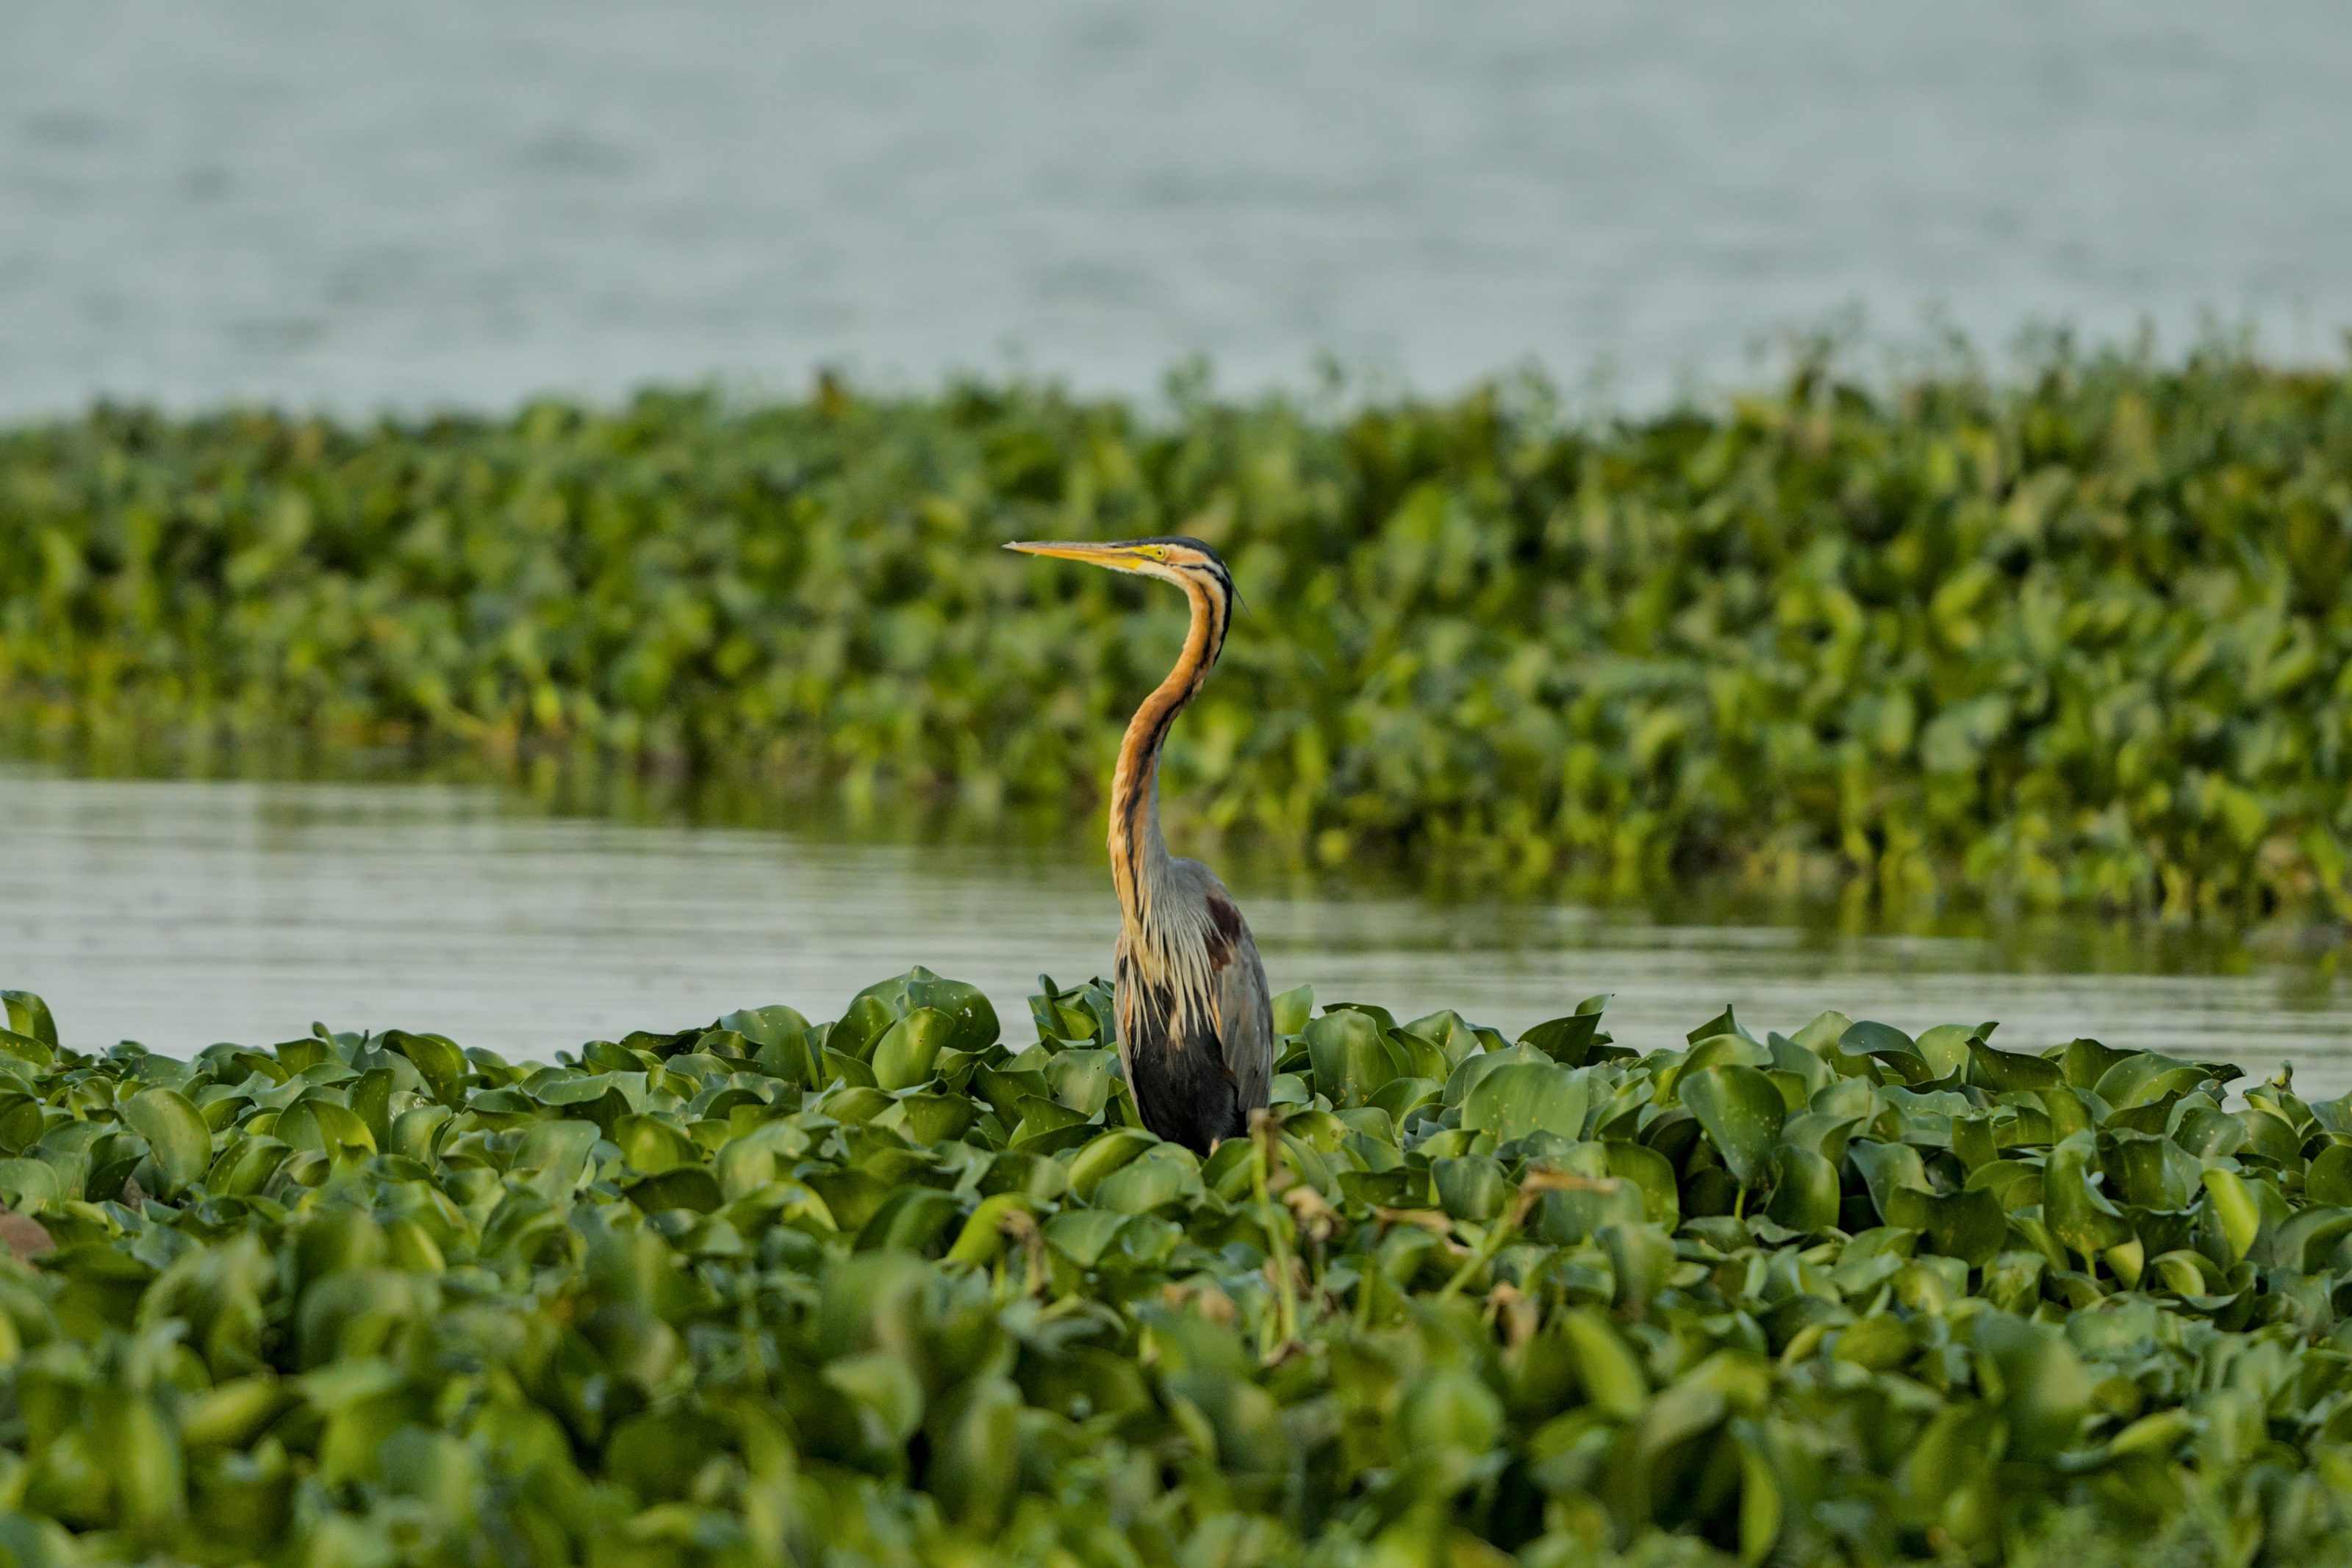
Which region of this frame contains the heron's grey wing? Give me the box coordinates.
[1205,897,1274,1115]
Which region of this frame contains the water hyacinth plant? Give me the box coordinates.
[4,974,2352,1564]
[4,345,2351,916]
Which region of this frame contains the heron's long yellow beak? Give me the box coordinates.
[1003,539,1150,571]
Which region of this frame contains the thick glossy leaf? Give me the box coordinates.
[870,1007,954,1091]
[514,1118,601,1188]
[1369,1075,1441,1124]
[625,1166,723,1214]
[825,1351,925,1446]
[1685,1004,1757,1047]
[827,995,898,1063]
[2059,1037,2134,1090]
[856,1186,963,1254]
[1066,1128,1156,1200]
[2046,1131,2133,1262]
[897,1093,975,1144]
[1094,1151,1193,1215]
[1432,1156,1509,1222]
[1968,1037,2062,1090]
[1911,1024,1976,1080]
[2200,1167,2265,1264]
[1041,1048,1115,1117]
[1838,1021,1932,1084]
[1847,1139,1929,1226]
[1679,1065,1783,1188]
[1397,1010,1482,1069]
[1518,996,1613,1068]
[1304,1009,1399,1109]
[1535,1174,1646,1245]
[1460,1062,1591,1145]
[383,1030,469,1107]
[1269,984,1314,1036]
[1602,1140,1681,1228]
[851,967,1001,1057]
[1443,1042,1547,1109]
[719,1004,811,1049]
[1,992,58,1049]
[2093,1051,2213,1110]
[1885,1186,2007,1267]
[122,1088,210,1197]
[2307,1143,2352,1206]
[1764,1145,1840,1232]
[0,1028,53,1071]
[613,1114,699,1173]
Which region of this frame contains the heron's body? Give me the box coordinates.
[1114,855,1272,1151]
[1007,535,1273,1153]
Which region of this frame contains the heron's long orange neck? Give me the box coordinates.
[1107,575,1221,938]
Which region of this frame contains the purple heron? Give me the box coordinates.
[1005,536,1272,1153]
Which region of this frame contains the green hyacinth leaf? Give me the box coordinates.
[1968,1037,2062,1090]
[2306,1144,2352,1208]
[1602,1140,1681,1229]
[2046,1131,2134,1263]
[1838,1021,1932,1085]
[870,1007,953,1091]
[1067,1129,1156,1201]
[0,992,58,1050]
[382,1029,470,1108]
[1915,1187,2008,1267]
[1847,1139,1930,1226]
[2200,1167,2266,1265]
[1519,997,1613,1068]
[123,1087,211,1197]
[1304,1008,1399,1109]
[925,1375,1023,1530]
[1460,1062,1592,1146]
[1911,1024,1976,1081]
[1432,1156,1509,1223]
[1680,1065,1785,1189]
[850,967,1001,1057]
[719,1004,812,1049]
[1764,1144,1841,1232]
[2093,1051,2215,1111]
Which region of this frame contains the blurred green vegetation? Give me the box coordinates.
[4,347,2349,916]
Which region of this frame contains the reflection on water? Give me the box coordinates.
[4,766,2345,1087]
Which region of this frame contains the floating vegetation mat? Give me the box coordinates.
[0,971,2349,1567]
[6,348,2351,916]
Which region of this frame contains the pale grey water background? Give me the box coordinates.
[3,1,2350,417]
[4,769,2345,1090]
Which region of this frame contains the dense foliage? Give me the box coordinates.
[4,350,2351,914]
[3,971,2352,1566]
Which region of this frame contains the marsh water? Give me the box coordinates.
[4,1,2351,417]
[4,765,2345,1090]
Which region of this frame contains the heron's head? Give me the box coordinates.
[1004,536,1232,598]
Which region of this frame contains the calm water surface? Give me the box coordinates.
[4,768,2345,1089]
[2,1,2348,415]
